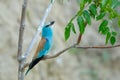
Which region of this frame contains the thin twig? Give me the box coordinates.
[43,43,77,59]
[42,44,120,60]
[23,43,120,69]
[75,44,120,49]
[76,1,89,45]
[77,22,87,44]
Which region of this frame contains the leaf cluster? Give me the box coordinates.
[64,0,120,45]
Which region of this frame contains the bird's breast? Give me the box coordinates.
[37,38,52,58]
[45,38,52,50]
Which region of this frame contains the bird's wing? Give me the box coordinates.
[32,37,46,60]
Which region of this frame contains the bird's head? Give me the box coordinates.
[42,21,55,39]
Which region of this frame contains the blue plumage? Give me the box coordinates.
[38,25,53,58]
[25,21,55,75]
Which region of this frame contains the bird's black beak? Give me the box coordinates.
[49,21,55,26]
[45,21,55,27]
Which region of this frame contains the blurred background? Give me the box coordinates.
[0,0,120,80]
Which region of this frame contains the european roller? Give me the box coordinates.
[25,21,55,75]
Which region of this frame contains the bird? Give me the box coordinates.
[25,21,55,75]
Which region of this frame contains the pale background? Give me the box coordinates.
[0,0,120,80]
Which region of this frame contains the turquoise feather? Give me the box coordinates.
[25,21,55,76]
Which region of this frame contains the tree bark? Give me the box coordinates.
[17,0,27,80]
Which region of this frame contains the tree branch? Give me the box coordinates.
[23,43,120,69]
[18,0,27,62]
[42,44,120,60]
[77,22,87,44]
[17,0,27,80]
[75,44,120,49]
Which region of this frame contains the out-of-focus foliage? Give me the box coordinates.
[64,0,120,45]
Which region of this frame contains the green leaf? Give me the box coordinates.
[64,23,71,41]
[99,20,108,33]
[105,32,111,44]
[77,16,85,34]
[110,0,120,9]
[80,0,85,10]
[117,1,120,7]
[96,12,106,20]
[109,11,118,19]
[88,0,92,3]
[101,0,109,8]
[84,0,88,3]
[64,22,77,40]
[112,31,117,36]
[83,10,91,25]
[102,27,110,35]
[100,20,108,27]
[89,4,97,16]
[71,23,76,34]
[110,36,116,45]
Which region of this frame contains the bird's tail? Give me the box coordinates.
[25,56,44,76]
[25,68,31,76]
